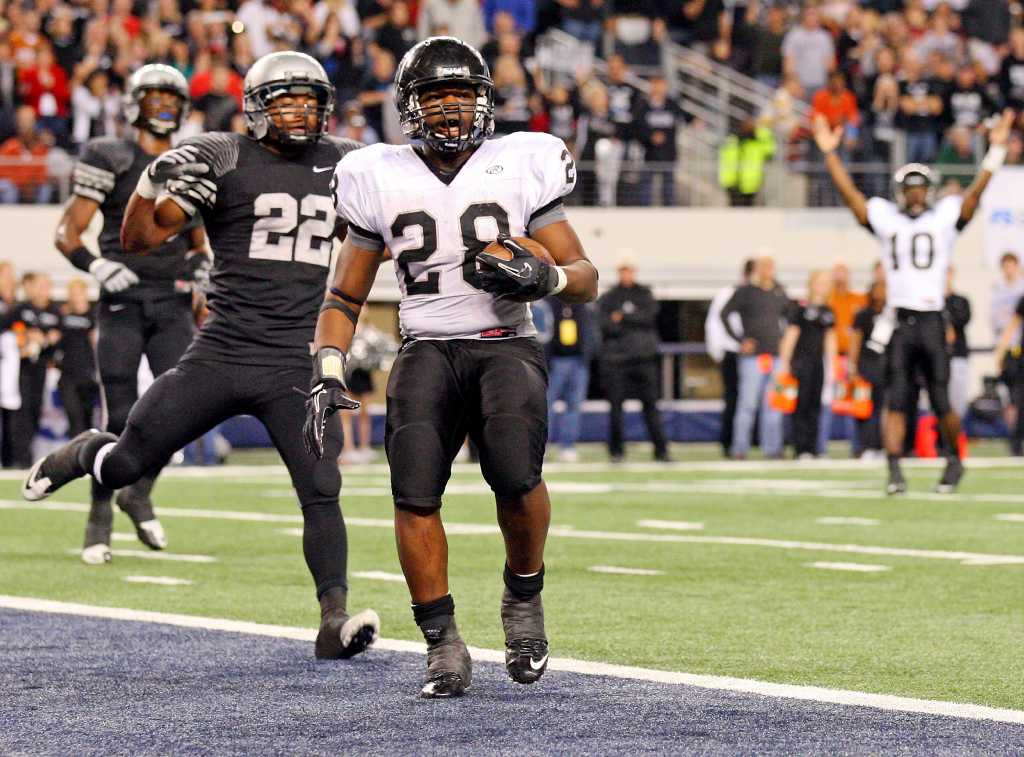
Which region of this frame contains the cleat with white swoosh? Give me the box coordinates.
[501,588,549,685]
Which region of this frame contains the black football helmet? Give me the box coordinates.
[243,51,335,149]
[893,163,937,214]
[395,36,494,154]
[123,64,190,136]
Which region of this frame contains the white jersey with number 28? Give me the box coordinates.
[866,194,964,312]
[332,131,576,340]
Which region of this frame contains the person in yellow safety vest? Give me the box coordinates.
[719,118,776,206]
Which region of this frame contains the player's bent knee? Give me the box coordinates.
[479,415,543,498]
[312,456,341,498]
[394,495,443,514]
[98,448,146,490]
[930,385,952,417]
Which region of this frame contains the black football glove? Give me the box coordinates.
[147,144,209,184]
[175,250,213,294]
[476,236,554,303]
[303,348,360,459]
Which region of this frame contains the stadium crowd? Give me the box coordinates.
[0,0,1022,205]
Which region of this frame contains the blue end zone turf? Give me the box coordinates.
[2,608,1022,755]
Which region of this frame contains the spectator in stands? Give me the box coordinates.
[720,255,789,460]
[538,83,579,148]
[0,106,53,204]
[317,19,367,105]
[492,55,534,135]
[372,1,417,63]
[606,1,663,67]
[357,47,396,141]
[899,51,944,163]
[417,0,486,50]
[782,5,835,96]
[543,298,598,462]
[336,102,379,144]
[557,0,606,46]
[849,278,887,459]
[718,118,775,206]
[57,278,97,439]
[936,126,976,188]
[70,68,118,148]
[706,258,754,457]
[605,55,640,141]
[994,293,1024,456]
[576,81,619,206]
[636,76,682,207]
[312,0,362,39]
[598,257,670,463]
[483,0,536,36]
[680,0,730,58]
[963,0,1010,61]
[999,28,1024,115]
[944,266,971,421]
[236,0,291,59]
[18,46,71,146]
[193,62,242,132]
[992,252,1024,344]
[0,260,18,467]
[827,261,867,364]
[946,63,997,131]
[8,272,60,468]
[9,9,48,69]
[481,13,525,70]
[812,71,860,145]
[46,6,82,82]
[749,2,787,88]
[778,270,836,459]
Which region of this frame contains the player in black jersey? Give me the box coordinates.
[24,51,379,659]
[56,64,209,564]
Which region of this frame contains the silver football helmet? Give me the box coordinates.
[123,64,190,136]
[892,163,938,214]
[243,51,335,148]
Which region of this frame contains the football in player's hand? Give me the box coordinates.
[482,236,555,265]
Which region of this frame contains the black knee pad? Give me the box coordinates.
[387,421,451,514]
[478,414,543,498]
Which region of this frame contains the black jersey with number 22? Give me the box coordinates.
[167,133,362,369]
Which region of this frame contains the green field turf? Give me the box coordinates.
[1,444,1022,710]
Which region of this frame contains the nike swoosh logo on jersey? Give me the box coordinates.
[530,653,549,670]
[109,304,127,312]
[312,166,334,173]
[497,261,532,279]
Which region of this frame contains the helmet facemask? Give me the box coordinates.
[245,81,335,150]
[125,86,189,136]
[400,78,494,154]
[893,163,937,216]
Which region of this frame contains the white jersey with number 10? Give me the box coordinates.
[866,194,964,312]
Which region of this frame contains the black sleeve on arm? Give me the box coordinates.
[720,288,744,343]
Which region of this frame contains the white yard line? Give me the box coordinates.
[351,570,406,583]
[995,514,1024,522]
[0,595,1021,725]
[636,519,704,531]
[122,576,193,586]
[807,562,891,573]
[9,501,1023,566]
[588,565,665,576]
[816,517,881,526]
[63,548,216,563]
[111,532,137,541]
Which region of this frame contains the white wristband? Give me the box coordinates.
[135,171,161,200]
[549,266,568,296]
[982,144,1007,174]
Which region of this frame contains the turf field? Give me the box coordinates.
[1,443,1022,724]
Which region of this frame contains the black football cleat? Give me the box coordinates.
[315,608,380,660]
[116,486,167,550]
[934,458,965,494]
[22,429,116,502]
[421,621,472,699]
[501,588,549,685]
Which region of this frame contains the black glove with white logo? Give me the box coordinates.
[476,236,553,303]
[175,250,213,294]
[303,347,360,459]
[136,144,210,200]
[89,258,140,293]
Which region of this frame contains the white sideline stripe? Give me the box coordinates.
[1,456,1021,482]
[807,562,891,573]
[351,570,406,583]
[816,517,881,526]
[10,501,1024,566]
[1,595,1022,726]
[995,514,1024,522]
[123,576,193,586]
[63,548,216,564]
[111,532,137,541]
[589,565,665,576]
[636,519,704,531]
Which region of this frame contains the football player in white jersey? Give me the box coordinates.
[813,110,1013,494]
[303,37,599,698]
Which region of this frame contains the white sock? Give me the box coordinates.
[92,443,116,484]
